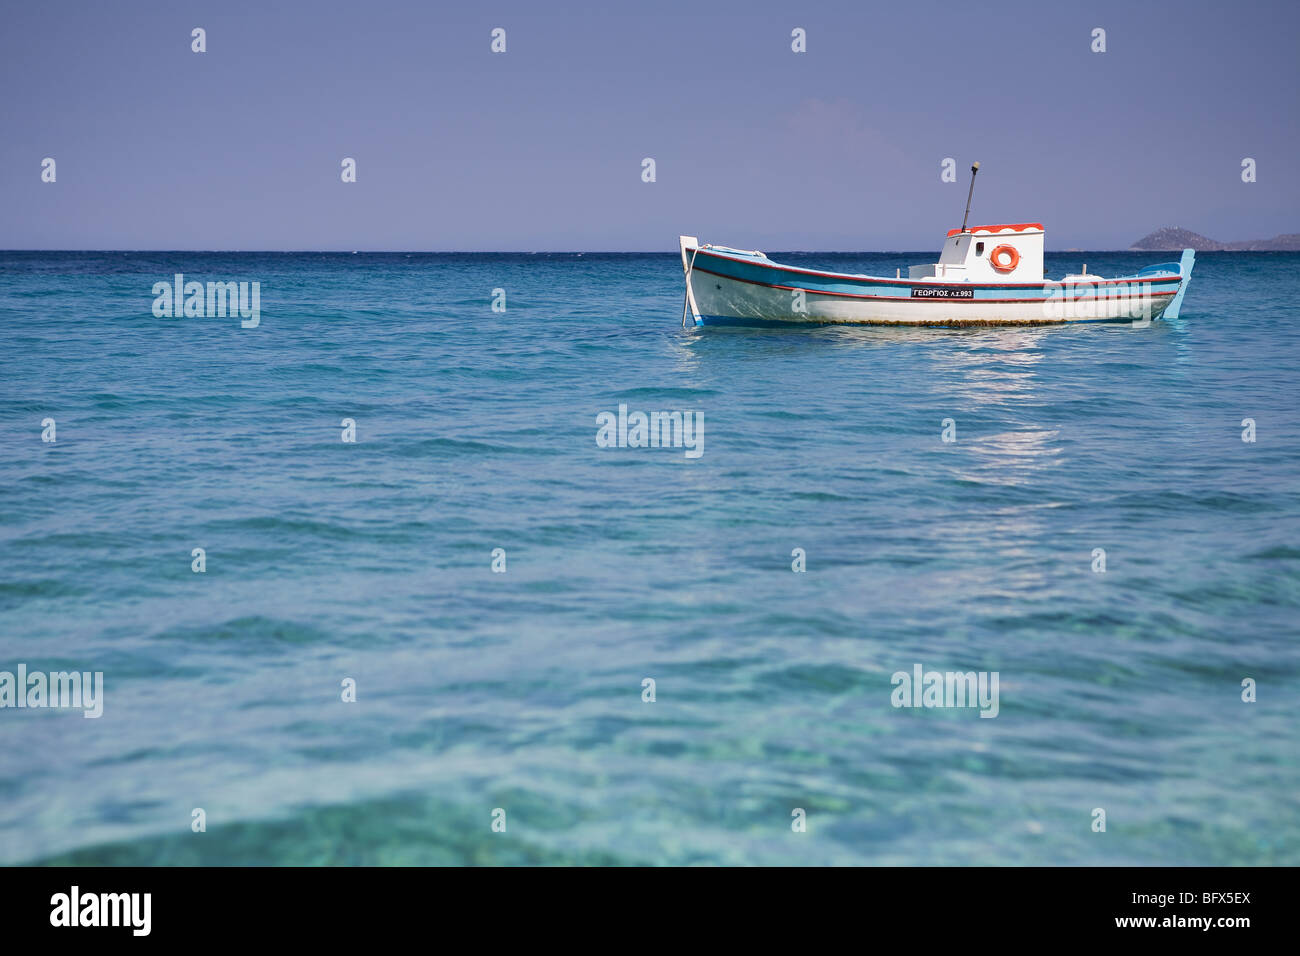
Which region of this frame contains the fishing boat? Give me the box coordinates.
[678,163,1194,328]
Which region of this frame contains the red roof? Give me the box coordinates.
[946,222,1044,237]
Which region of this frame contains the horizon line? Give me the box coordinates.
[0,248,1265,255]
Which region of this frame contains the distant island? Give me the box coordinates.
[1130,227,1300,251]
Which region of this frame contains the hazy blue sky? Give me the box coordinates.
[2,0,1297,250]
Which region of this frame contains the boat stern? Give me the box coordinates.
[679,235,702,326]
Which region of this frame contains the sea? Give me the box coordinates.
[1,250,1297,865]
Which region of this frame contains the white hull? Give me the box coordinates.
[691,268,1174,326]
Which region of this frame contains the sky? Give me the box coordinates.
[2,0,1297,251]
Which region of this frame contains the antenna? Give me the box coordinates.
[960,162,980,233]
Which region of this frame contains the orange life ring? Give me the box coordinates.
[988,244,1020,273]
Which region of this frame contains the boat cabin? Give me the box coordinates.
[908,222,1044,282]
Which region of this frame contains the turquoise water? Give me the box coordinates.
[1,250,1297,865]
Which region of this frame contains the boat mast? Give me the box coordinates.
[960,162,980,233]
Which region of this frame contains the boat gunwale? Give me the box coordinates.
[690,245,1183,290]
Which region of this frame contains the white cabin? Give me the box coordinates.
[908,222,1045,282]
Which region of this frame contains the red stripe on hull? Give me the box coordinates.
[691,264,1179,303]
[691,248,1178,289]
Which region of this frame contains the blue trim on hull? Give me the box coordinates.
[692,248,1183,302]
